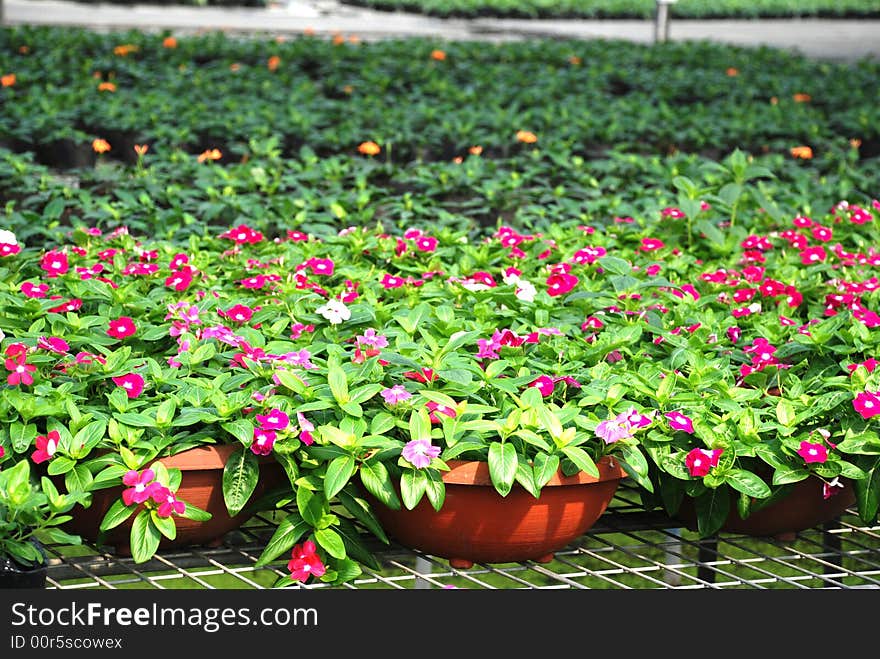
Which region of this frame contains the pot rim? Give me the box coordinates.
[441,454,626,487]
[154,443,275,470]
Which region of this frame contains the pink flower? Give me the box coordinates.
[853,391,880,419]
[309,258,335,276]
[797,441,828,464]
[121,468,159,505]
[847,358,878,375]
[595,418,631,444]
[402,438,441,469]
[685,448,723,477]
[31,430,61,464]
[546,272,579,297]
[40,250,69,278]
[165,269,194,291]
[297,412,315,445]
[639,238,665,251]
[530,375,555,397]
[381,384,412,405]
[256,408,290,431]
[152,486,186,518]
[800,246,827,265]
[107,316,137,339]
[288,540,326,582]
[415,236,438,252]
[251,428,277,455]
[111,373,145,398]
[5,358,36,386]
[20,281,49,298]
[219,224,264,244]
[426,401,456,424]
[823,477,844,500]
[381,273,405,289]
[665,411,695,434]
[36,336,68,354]
[222,304,254,323]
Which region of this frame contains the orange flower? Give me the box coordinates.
[1,73,15,87]
[568,55,582,66]
[332,34,345,46]
[267,55,281,71]
[162,36,178,49]
[431,49,446,61]
[770,96,778,105]
[516,130,538,144]
[134,144,149,156]
[342,85,354,95]
[790,146,813,159]
[850,138,862,149]
[468,145,483,156]
[358,141,381,156]
[348,35,361,44]
[113,44,138,57]
[230,63,241,72]
[304,27,316,36]
[725,67,739,77]
[97,81,117,92]
[452,156,463,164]
[793,93,812,103]
[197,148,222,163]
[92,138,111,154]
[18,46,30,54]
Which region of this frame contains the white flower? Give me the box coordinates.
[316,298,351,325]
[0,329,5,342]
[514,279,537,303]
[502,272,521,286]
[0,229,18,246]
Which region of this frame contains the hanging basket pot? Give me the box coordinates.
[368,455,627,568]
[63,444,286,555]
[676,476,856,540]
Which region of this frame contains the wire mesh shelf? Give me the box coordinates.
[43,484,880,590]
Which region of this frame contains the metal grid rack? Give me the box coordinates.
[43,484,880,590]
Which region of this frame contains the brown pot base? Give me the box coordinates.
[64,445,286,553]
[369,456,627,567]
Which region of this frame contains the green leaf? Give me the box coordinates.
[775,399,796,427]
[337,489,389,544]
[179,504,212,522]
[328,364,350,404]
[408,408,432,442]
[296,487,325,526]
[370,412,397,436]
[533,452,560,489]
[725,469,772,499]
[156,399,177,427]
[222,446,259,516]
[693,488,730,537]
[115,412,158,428]
[221,419,255,447]
[359,460,400,510]
[488,441,517,497]
[10,422,37,453]
[129,511,161,563]
[424,469,445,512]
[73,420,106,456]
[64,464,93,494]
[400,469,428,510]
[596,256,632,276]
[560,445,599,478]
[254,512,310,567]
[324,455,356,500]
[100,498,137,531]
[772,466,810,486]
[314,528,346,559]
[150,510,177,541]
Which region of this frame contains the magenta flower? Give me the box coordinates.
[309,258,335,276]
[685,448,723,477]
[36,336,69,354]
[426,401,457,424]
[20,281,49,298]
[107,316,137,339]
[381,273,405,289]
[797,441,828,464]
[381,384,412,405]
[256,408,290,431]
[595,418,631,444]
[546,272,579,297]
[415,236,438,252]
[622,408,652,429]
[530,375,555,397]
[112,372,145,398]
[121,468,159,506]
[288,540,326,583]
[251,428,277,456]
[666,411,695,434]
[31,430,61,464]
[165,269,193,291]
[151,486,186,517]
[40,250,69,278]
[297,412,315,445]
[823,477,844,500]
[639,238,665,251]
[853,391,880,419]
[5,358,36,386]
[402,438,441,469]
[222,304,254,323]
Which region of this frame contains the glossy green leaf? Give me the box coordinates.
[222,446,259,516]
[488,441,517,497]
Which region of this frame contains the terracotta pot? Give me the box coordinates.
[676,476,856,540]
[64,444,286,555]
[368,455,627,568]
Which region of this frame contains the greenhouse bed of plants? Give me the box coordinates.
[42,484,880,589]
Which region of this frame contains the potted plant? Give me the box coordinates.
[0,458,84,588]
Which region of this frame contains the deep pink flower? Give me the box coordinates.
[37,336,69,354]
[685,448,723,477]
[297,412,315,445]
[415,236,438,252]
[666,411,695,434]
[222,304,254,323]
[20,281,49,298]
[112,373,145,398]
[31,430,60,464]
[5,358,36,386]
[121,468,159,505]
[381,273,405,289]
[107,316,137,339]
[165,269,193,291]
[288,540,326,582]
[251,428,277,455]
[309,258,335,276]
[219,224,264,244]
[151,486,186,517]
[797,441,828,464]
[823,478,844,500]
[402,438,441,469]
[40,250,69,278]
[426,401,456,424]
[256,408,290,431]
[639,238,665,251]
[546,272,579,297]
[847,358,878,375]
[853,391,880,419]
[530,375,555,397]
[800,246,827,265]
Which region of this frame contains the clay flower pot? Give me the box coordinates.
[369,455,627,568]
[64,444,286,555]
[677,476,856,540]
